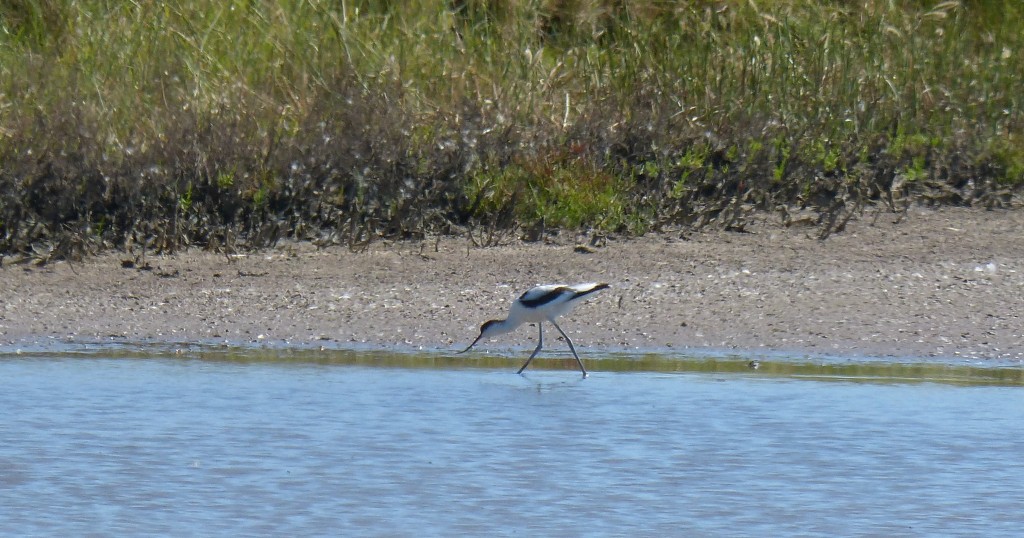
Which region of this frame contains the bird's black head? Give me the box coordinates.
[457,319,501,354]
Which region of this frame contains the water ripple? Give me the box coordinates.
[0,353,1021,536]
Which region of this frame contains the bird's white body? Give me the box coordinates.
[459,282,609,376]
[512,285,589,321]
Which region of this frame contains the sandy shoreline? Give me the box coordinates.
[2,207,1023,362]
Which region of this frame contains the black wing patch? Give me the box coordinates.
[573,283,610,299]
[519,287,571,308]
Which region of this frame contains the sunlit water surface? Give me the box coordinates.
[1,346,1022,536]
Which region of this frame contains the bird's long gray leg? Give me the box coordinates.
[517,323,544,374]
[551,320,588,377]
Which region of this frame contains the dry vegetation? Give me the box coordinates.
[1,0,1021,261]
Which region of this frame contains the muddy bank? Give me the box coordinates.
[2,208,1022,362]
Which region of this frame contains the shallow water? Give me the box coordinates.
[1,347,1022,536]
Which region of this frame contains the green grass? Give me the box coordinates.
[1,0,1022,258]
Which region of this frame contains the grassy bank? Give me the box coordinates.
[1,1,1022,260]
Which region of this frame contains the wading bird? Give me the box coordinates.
[459,282,610,376]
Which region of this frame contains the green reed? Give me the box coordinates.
[1,1,1021,258]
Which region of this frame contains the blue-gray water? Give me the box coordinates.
[1,348,1022,536]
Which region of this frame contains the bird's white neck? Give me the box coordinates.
[482,317,523,338]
